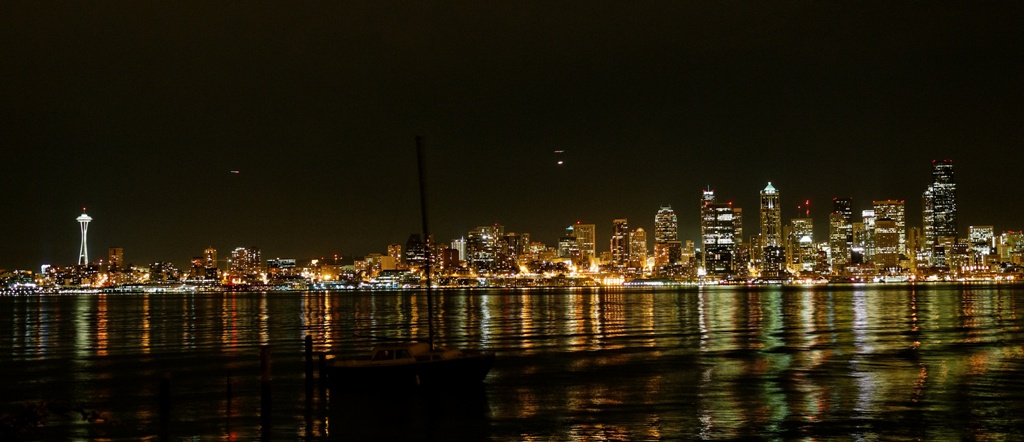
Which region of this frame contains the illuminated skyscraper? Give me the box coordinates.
[629,228,647,270]
[405,234,427,269]
[107,247,123,273]
[701,189,738,277]
[923,160,958,266]
[655,206,678,243]
[872,200,906,255]
[969,226,994,265]
[230,247,262,281]
[760,183,781,247]
[573,223,596,262]
[654,206,681,268]
[860,210,876,264]
[450,238,465,262]
[558,226,579,259]
[829,197,853,272]
[787,217,814,272]
[76,210,92,265]
[204,246,217,269]
[874,218,900,268]
[610,219,630,267]
[758,184,785,279]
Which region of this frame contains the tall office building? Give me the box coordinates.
[787,218,814,272]
[654,206,681,268]
[450,238,466,262]
[655,206,678,243]
[872,200,907,255]
[829,198,853,272]
[558,226,579,259]
[860,210,876,264]
[874,218,901,268]
[107,247,123,273]
[629,228,648,270]
[230,247,262,280]
[760,183,782,247]
[701,189,739,277]
[923,160,958,265]
[969,226,994,265]
[759,183,785,278]
[405,234,428,269]
[610,219,630,267]
[573,223,596,262]
[203,246,217,269]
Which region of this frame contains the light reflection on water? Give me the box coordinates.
[1,285,1024,440]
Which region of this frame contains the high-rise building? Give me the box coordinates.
[759,183,782,248]
[874,218,901,268]
[829,198,853,269]
[629,228,648,270]
[558,226,579,259]
[860,210,876,264]
[229,247,262,281]
[872,200,907,255]
[923,160,958,266]
[701,189,739,277]
[787,218,814,272]
[759,183,785,278]
[405,234,427,269]
[655,206,678,243]
[969,226,994,265]
[203,246,217,269]
[572,223,596,262]
[654,206,680,268]
[450,238,466,262]
[610,219,630,267]
[108,247,123,273]
[829,212,850,273]
[387,244,403,266]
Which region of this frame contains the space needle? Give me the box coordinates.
[77,209,93,265]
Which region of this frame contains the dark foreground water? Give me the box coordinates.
[3,285,1024,440]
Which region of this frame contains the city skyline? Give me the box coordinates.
[2,158,1020,272]
[3,3,1022,269]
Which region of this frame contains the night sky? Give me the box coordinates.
[2,2,1022,270]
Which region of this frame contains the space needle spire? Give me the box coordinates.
[77,209,93,265]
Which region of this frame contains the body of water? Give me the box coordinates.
[3,284,1024,440]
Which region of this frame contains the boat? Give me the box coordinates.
[327,137,495,391]
[329,341,495,391]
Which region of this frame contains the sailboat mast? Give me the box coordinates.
[416,136,435,351]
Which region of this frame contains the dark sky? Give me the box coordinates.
[2,2,1022,270]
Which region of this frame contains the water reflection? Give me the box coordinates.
[1,286,1024,440]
